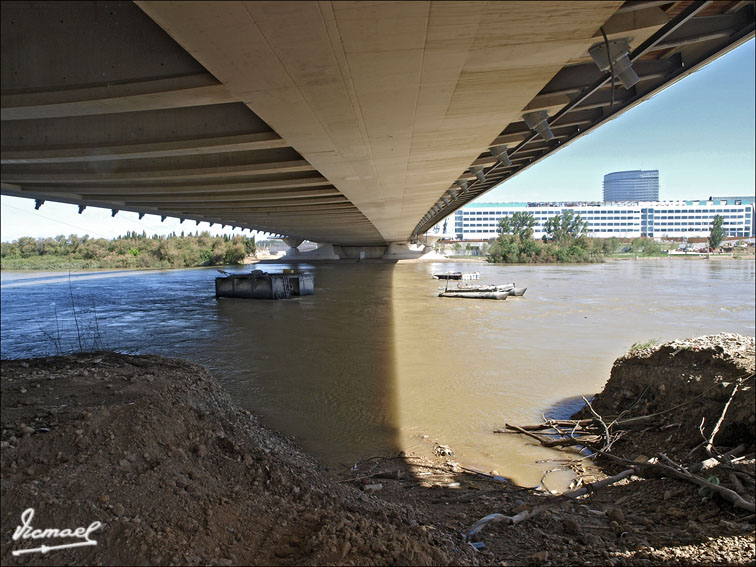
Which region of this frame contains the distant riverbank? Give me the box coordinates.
[0,232,256,271]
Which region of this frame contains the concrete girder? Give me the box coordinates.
[592,5,670,38]
[71,189,342,203]
[0,160,316,184]
[0,133,290,164]
[130,199,353,211]
[615,2,674,14]
[650,13,749,51]
[11,178,333,195]
[1,84,238,121]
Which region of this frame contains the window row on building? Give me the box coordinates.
[430,199,754,241]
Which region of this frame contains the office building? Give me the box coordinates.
[711,196,755,236]
[431,200,753,241]
[603,170,659,202]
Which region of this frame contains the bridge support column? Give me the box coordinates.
[282,237,304,256]
[284,242,341,260]
[422,235,441,254]
[382,242,423,259]
[382,241,448,260]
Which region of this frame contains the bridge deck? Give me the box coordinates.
[1,1,753,245]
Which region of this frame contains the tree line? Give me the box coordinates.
[486,211,726,263]
[1,231,256,270]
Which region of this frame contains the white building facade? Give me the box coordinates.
[429,199,753,241]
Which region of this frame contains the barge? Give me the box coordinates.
[438,283,527,299]
[215,270,314,299]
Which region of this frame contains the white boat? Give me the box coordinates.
[432,271,480,280]
[454,283,515,292]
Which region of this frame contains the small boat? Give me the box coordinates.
[439,290,509,300]
[453,283,515,292]
[432,271,480,281]
[438,283,527,299]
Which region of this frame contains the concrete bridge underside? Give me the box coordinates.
[1,1,753,247]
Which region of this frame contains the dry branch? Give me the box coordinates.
[585,447,755,513]
[498,424,601,448]
[495,419,594,431]
[465,469,634,541]
[704,381,741,457]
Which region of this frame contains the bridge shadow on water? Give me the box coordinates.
[213,262,403,470]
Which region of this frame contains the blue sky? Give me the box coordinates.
[1,39,753,242]
[483,38,755,203]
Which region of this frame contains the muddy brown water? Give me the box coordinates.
[1,259,754,486]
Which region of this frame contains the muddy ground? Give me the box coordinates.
[1,333,754,565]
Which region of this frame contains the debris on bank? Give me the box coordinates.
[581,332,755,461]
[475,333,755,562]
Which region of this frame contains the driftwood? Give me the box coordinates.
[465,469,634,540]
[468,372,756,553]
[689,444,746,473]
[496,423,599,448]
[504,423,755,514]
[495,419,594,431]
[590,448,755,513]
[498,375,755,515]
[702,380,742,459]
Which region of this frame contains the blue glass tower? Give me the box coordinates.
[603,170,659,202]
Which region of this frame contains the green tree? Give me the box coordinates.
[486,234,520,263]
[209,241,227,265]
[602,237,620,254]
[3,230,255,269]
[243,235,256,255]
[224,242,247,264]
[708,215,726,250]
[630,237,663,256]
[17,237,39,258]
[543,210,587,244]
[1,241,20,258]
[79,238,108,259]
[498,212,537,240]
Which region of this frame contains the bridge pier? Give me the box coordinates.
[283,242,340,260]
[282,237,304,256]
[381,242,445,260]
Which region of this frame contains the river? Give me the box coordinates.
[1,259,754,486]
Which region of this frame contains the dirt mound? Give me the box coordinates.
[1,353,475,566]
[2,346,754,566]
[577,333,755,462]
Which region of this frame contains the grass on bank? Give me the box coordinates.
[629,338,661,352]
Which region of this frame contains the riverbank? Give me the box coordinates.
[0,353,474,566]
[2,249,752,271]
[2,335,754,565]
